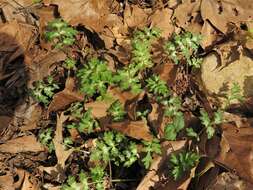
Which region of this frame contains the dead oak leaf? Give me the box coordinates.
[53,113,73,169]
[50,0,111,32]
[48,77,84,113]
[201,0,253,34]
[215,123,253,183]
[108,120,153,141]
[0,135,44,153]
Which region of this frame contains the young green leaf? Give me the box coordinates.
[107,100,126,122]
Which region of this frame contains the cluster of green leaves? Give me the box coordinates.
[31,76,59,106]
[90,131,138,168]
[114,28,160,94]
[146,75,170,102]
[44,19,77,48]
[164,97,185,140]
[169,151,200,180]
[107,100,126,122]
[39,128,54,153]
[199,109,223,139]
[224,82,244,108]
[164,32,202,68]
[141,139,162,169]
[67,108,99,134]
[62,167,105,190]
[77,58,113,98]
[63,58,77,70]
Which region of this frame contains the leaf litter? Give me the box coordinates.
[0,0,253,190]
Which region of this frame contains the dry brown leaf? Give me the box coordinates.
[0,172,15,190]
[201,20,219,49]
[28,50,67,84]
[201,0,252,33]
[137,141,187,190]
[85,100,112,119]
[208,172,253,190]
[173,0,201,30]
[0,135,44,153]
[215,123,253,183]
[48,77,84,113]
[50,0,111,32]
[53,113,73,169]
[153,62,177,84]
[150,8,174,39]
[0,116,12,133]
[0,21,35,51]
[108,120,153,141]
[107,87,138,104]
[21,171,39,190]
[124,3,150,28]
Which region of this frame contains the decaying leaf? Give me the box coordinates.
[216,123,253,183]
[48,77,84,112]
[0,135,44,153]
[108,120,153,141]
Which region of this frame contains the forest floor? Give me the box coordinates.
[0,0,253,190]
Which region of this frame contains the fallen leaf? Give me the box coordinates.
[50,0,111,32]
[0,135,44,153]
[0,171,15,190]
[21,171,39,190]
[215,123,253,183]
[48,77,84,113]
[85,100,112,119]
[53,113,73,169]
[124,3,150,28]
[0,116,12,133]
[108,120,153,141]
[201,20,220,49]
[201,0,252,33]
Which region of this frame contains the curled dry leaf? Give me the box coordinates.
[21,171,40,190]
[0,171,15,190]
[201,0,252,33]
[215,123,253,183]
[85,100,112,119]
[0,135,44,153]
[48,77,84,113]
[137,141,187,190]
[108,120,153,141]
[201,20,220,49]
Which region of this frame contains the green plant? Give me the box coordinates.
[164,97,185,140]
[67,102,84,119]
[90,131,138,167]
[62,172,89,190]
[77,58,113,98]
[164,32,202,68]
[67,108,99,134]
[186,128,199,141]
[199,109,223,139]
[141,138,162,169]
[63,58,77,70]
[164,112,185,140]
[44,19,77,48]
[31,76,59,105]
[131,27,160,71]
[169,151,200,180]
[107,100,126,122]
[39,128,55,153]
[90,166,105,190]
[224,82,244,108]
[146,75,170,102]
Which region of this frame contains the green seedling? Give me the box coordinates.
[186,128,199,141]
[90,166,105,190]
[31,76,59,106]
[107,100,126,122]
[63,58,77,70]
[77,58,113,99]
[141,138,162,169]
[164,97,185,140]
[44,19,77,48]
[90,131,138,168]
[62,171,89,190]
[67,108,99,134]
[67,102,84,119]
[199,109,223,139]
[169,151,200,180]
[224,82,244,108]
[164,32,202,68]
[146,75,170,102]
[39,128,55,153]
